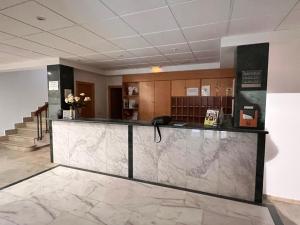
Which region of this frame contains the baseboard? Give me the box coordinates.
[264,194,300,205]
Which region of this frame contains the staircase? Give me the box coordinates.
[0,104,49,152]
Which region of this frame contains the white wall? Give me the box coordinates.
[74,69,107,117]
[264,37,300,201]
[222,30,300,201]
[0,68,48,135]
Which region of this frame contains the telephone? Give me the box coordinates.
[151,116,172,143]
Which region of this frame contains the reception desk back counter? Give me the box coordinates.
[49,43,269,204]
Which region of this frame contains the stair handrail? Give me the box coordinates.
[33,102,48,140]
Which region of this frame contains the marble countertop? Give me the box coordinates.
[50,118,268,134]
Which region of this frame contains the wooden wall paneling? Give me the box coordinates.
[139,81,154,121]
[171,80,186,96]
[123,68,235,83]
[154,80,171,117]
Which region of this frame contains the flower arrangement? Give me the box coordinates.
[65,93,91,119]
[65,93,91,108]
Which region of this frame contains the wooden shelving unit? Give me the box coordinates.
[122,82,139,120]
[171,96,233,123]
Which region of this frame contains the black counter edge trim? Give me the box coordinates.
[49,120,54,163]
[264,203,284,225]
[50,119,268,134]
[0,165,59,191]
[128,125,133,179]
[255,133,266,203]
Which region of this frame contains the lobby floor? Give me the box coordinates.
[0,147,55,189]
[0,166,276,225]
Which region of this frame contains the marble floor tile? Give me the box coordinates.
[0,166,276,225]
[0,147,55,188]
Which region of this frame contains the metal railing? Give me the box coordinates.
[33,103,49,140]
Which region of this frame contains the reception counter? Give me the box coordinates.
[50,118,267,203]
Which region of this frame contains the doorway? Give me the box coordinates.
[76,81,95,118]
[108,86,123,119]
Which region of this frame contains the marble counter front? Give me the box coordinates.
[52,121,128,177]
[51,119,266,203]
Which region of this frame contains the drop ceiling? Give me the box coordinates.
[0,0,299,70]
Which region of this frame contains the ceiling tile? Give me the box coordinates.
[166,0,194,5]
[36,0,115,24]
[142,55,169,63]
[0,0,27,10]
[0,14,41,36]
[122,7,178,34]
[143,29,186,46]
[189,39,220,52]
[295,2,300,11]
[102,50,135,59]
[156,43,190,54]
[183,22,227,42]
[194,50,219,59]
[110,35,151,49]
[165,52,194,61]
[228,15,283,35]
[277,9,300,30]
[127,47,161,57]
[232,0,297,19]
[197,57,219,63]
[82,17,137,39]
[51,26,120,52]
[0,31,14,40]
[170,0,231,27]
[1,1,74,31]
[102,0,166,15]
[80,53,113,62]
[25,32,96,56]
[0,44,44,58]
[1,38,72,57]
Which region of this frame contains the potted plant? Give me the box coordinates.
[65,93,91,119]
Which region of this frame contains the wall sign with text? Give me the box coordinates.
[241,70,263,88]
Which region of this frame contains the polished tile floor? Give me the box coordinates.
[0,166,276,225]
[0,147,55,188]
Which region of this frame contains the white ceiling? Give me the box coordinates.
[0,0,300,70]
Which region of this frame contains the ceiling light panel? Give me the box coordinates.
[1,1,73,31]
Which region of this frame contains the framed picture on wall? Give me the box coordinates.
[201,85,210,96]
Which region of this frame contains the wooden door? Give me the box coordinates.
[171,80,186,96]
[76,81,95,118]
[154,81,171,117]
[108,86,123,119]
[139,81,154,121]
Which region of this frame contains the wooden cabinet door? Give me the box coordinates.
[154,81,171,117]
[139,81,154,121]
[171,80,186,96]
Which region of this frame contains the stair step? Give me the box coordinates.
[16,128,39,137]
[0,140,36,152]
[8,135,35,145]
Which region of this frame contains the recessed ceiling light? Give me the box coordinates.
[36,16,46,21]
